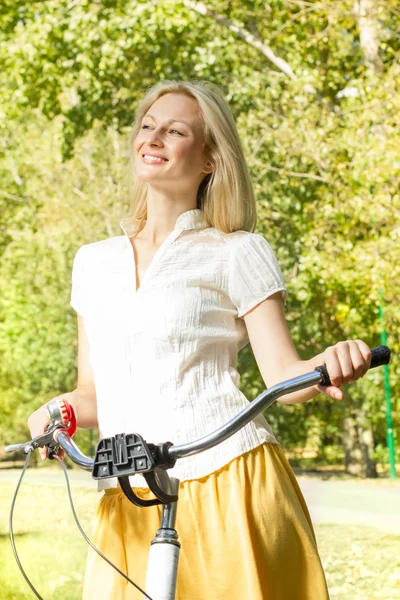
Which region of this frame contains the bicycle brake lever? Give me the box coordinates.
[30,423,65,459]
[5,423,64,457]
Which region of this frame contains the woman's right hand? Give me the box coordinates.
[27,399,65,460]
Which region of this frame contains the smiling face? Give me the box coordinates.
[133,93,212,194]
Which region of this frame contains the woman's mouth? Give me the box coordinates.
[142,154,169,164]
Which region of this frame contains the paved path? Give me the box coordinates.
[296,477,400,534]
[0,467,98,489]
[1,469,399,534]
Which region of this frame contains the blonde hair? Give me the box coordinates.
[127,80,257,233]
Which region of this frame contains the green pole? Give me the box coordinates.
[378,291,396,479]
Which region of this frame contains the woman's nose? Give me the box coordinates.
[147,128,163,146]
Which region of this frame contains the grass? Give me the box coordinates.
[1,477,399,599]
[0,481,95,600]
[316,524,400,599]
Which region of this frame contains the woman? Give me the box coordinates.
[28,80,371,599]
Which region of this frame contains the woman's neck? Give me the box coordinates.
[137,188,198,244]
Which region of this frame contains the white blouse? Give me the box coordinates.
[70,209,288,490]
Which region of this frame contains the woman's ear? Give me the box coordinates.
[202,158,214,175]
[201,143,214,174]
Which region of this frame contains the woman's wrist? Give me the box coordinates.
[275,359,323,405]
[69,387,98,429]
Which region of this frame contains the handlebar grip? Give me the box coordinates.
[316,345,391,387]
[369,345,391,369]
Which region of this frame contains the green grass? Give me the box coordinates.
[0,481,96,599]
[316,524,400,599]
[1,479,399,599]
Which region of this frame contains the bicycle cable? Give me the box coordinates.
[9,449,154,600]
[53,455,155,600]
[9,448,44,600]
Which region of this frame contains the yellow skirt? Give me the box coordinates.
[83,443,330,600]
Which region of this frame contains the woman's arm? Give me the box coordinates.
[71,313,98,427]
[28,314,98,459]
[243,292,372,404]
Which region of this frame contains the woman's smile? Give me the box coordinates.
[141,153,169,165]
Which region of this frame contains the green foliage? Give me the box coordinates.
[0,0,399,470]
[0,114,129,445]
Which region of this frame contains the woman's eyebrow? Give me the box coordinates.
[143,114,192,127]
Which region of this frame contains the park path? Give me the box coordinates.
[1,469,399,534]
[296,476,400,534]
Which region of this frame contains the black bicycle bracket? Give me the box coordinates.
[92,433,178,507]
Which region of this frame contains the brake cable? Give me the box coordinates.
[9,449,43,600]
[8,446,154,600]
[54,455,154,600]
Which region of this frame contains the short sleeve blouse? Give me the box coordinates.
[228,232,287,317]
[70,209,287,490]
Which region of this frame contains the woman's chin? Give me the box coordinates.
[134,173,177,193]
[135,166,170,181]
[135,172,162,183]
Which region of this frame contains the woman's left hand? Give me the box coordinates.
[315,340,372,401]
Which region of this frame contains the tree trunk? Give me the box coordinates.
[354,0,384,74]
[342,414,364,477]
[358,410,378,478]
[340,1,382,479]
[342,404,378,478]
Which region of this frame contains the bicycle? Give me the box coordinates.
[5,345,391,600]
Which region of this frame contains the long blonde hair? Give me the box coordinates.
[127,80,257,233]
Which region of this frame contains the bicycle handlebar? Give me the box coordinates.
[169,370,322,460]
[39,345,392,467]
[5,345,391,472]
[54,430,94,470]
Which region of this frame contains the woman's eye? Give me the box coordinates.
[140,125,183,135]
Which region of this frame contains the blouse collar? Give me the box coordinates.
[120,209,209,237]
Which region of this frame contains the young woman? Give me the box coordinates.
[28,80,371,599]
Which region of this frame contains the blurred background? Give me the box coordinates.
[0,1,399,598]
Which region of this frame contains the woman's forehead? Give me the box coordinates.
[145,93,203,127]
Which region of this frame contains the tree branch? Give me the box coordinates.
[183,0,297,80]
[254,162,330,183]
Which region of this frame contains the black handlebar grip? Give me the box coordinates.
[369,345,391,369]
[315,345,391,387]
